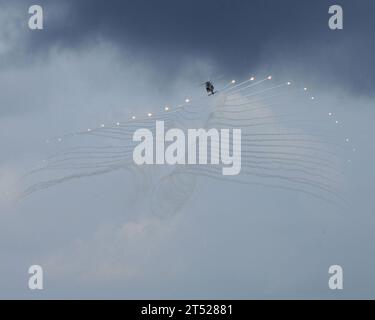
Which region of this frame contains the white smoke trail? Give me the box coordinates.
[17,75,351,215]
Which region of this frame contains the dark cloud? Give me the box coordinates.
[15,0,375,95]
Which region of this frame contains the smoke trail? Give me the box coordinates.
[18,75,351,214]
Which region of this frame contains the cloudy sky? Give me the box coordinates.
[0,0,375,299]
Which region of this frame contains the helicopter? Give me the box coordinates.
[199,80,218,96]
[204,81,216,95]
[199,75,223,95]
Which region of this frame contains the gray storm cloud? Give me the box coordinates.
[9,0,375,95]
